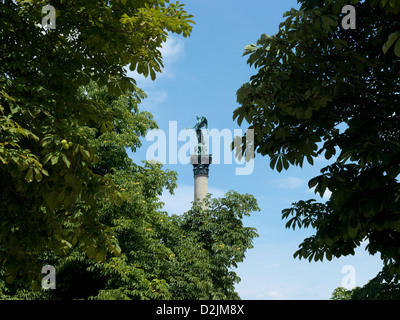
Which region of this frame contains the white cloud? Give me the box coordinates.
[273,177,305,189]
[160,184,226,215]
[314,155,338,162]
[306,186,332,200]
[160,36,185,65]
[141,90,168,112]
[124,35,185,115]
[126,35,185,90]
[266,291,283,300]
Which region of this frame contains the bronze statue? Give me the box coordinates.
[189,116,212,176]
[191,116,208,155]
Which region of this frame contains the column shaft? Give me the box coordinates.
[194,174,208,202]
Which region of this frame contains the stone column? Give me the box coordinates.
[190,154,212,205]
[194,174,208,202]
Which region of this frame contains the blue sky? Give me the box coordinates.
[127,0,383,300]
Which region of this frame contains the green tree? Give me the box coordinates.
[180,192,260,299]
[330,287,352,300]
[0,0,194,285]
[0,85,260,300]
[234,0,400,284]
[331,266,400,300]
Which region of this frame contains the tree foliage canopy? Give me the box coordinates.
[0,87,260,299]
[234,0,400,283]
[0,0,260,299]
[331,266,400,299]
[0,0,194,284]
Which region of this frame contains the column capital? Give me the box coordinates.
[190,154,212,177]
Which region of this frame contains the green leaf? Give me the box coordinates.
[25,168,33,183]
[282,158,290,170]
[114,243,122,256]
[243,44,258,56]
[61,153,71,168]
[332,38,347,50]
[35,170,42,182]
[394,37,400,57]
[61,239,72,249]
[325,147,336,160]
[86,245,96,259]
[308,176,321,189]
[6,275,15,284]
[270,155,278,170]
[95,251,106,263]
[56,190,65,203]
[80,148,90,160]
[276,158,283,172]
[382,31,400,54]
[347,224,357,238]
[51,154,59,165]
[332,1,341,14]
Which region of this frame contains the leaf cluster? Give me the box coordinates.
[331,266,400,299]
[0,80,260,300]
[234,0,400,280]
[0,0,193,284]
